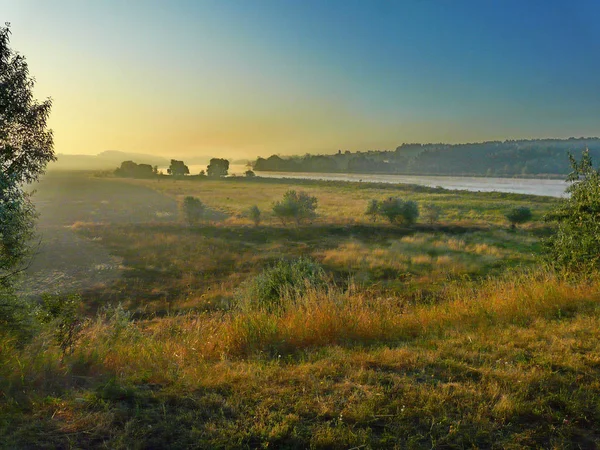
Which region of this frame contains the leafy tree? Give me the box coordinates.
[247,205,261,226]
[505,206,532,229]
[114,161,154,178]
[167,159,189,177]
[181,196,205,225]
[545,150,600,272]
[378,197,419,225]
[1,24,55,286]
[365,199,380,222]
[422,203,442,224]
[245,169,256,177]
[272,190,317,225]
[207,158,229,177]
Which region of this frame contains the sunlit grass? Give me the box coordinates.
[3,270,600,447]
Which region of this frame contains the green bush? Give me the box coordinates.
[422,203,442,224]
[247,205,261,226]
[36,293,83,356]
[378,197,419,225]
[365,199,380,222]
[545,150,600,272]
[0,288,36,340]
[272,190,317,225]
[181,196,205,225]
[506,206,532,229]
[236,258,328,313]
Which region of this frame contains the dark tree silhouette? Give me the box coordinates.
[1,23,55,285]
[207,158,229,177]
[167,159,189,177]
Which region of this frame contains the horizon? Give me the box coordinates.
[4,0,600,159]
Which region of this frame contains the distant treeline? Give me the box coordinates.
[253,138,600,177]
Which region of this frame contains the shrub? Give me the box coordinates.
[272,190,317,225]
[545,150,600,272]
[0,288,36,340]
[365,199,380,222]
[422,203,442,224]
[378,197,419,225]
[247,205,261,226]
[36,293,83,356]
[245,170,256,177]
[505,206,532,229]
[236,258,328,313]
[181,196,205,225]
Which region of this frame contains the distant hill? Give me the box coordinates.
[254,138,600,177]
[50,151,170,171]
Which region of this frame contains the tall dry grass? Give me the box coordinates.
[5,269,595,390]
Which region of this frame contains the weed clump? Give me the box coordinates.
[236,258,328,313]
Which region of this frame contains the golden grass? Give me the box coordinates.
[3,269,600,447]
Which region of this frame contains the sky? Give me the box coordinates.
[2,0,600,159]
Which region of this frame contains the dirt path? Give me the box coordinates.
[20,172,178,297]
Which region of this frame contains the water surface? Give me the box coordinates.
[254,171,569,197]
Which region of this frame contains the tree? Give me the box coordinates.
[272,190,317,225]
[545,150,600,272]
[247,205,261,226]
[505,206,532,230]
[378,197,419,225]
[207,158,229,177]
[1,24,55,286]
[181,196,205,225]
[422,203,442,224]
[114,161,154,178]
[245,169,256,177]
[167,159,189,177]
[365,199,380,222]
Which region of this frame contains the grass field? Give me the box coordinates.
[4,173,600,448]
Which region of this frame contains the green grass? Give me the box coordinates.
[6,173,599,449]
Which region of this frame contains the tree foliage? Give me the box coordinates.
[505,206,532,229]
[365,199,380,222]
[167,159,189,177]
[378,197,419,225]
[272,190,318,225]
[1,24,55,286]
[114,160,155,178]
[181,196,205,225]
[207,158,229,178]
[247,205,261,226]
[422,203,442,224]
[545,149,600,272]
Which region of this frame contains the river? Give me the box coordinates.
[252,171,569,198]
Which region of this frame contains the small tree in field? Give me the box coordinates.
[506,206,532,230]
[545,149,600,272]
[247,205,261,226]
[272,190,317,225]
[365,199,380,222]
[378,197,419,225]
[422,203,442,224]
[181,196,205,225]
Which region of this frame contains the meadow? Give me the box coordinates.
[2,173,600,448]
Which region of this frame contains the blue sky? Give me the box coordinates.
[2,0,599,157]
